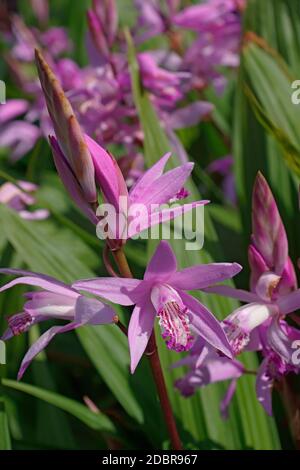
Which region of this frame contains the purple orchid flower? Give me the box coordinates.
[203,173,299,358]
[73,240,242,373]
[201,173,300,413]
[174,337,245,418]
[0,181,49,220]
[35,57,210,243]
[173,0,243,94]
[0,269,117,380]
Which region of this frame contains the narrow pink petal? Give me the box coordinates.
[127,200,209,239]
[84,134,124,210]
[129,153,171,203]
[276,289,300,315]
[256,358,273,416]
[252,172,288,275]
[169,262,242,291]
[18,322,79,380]
[277,257,297,295]
[133,162,194,208]
[267,317,300,363]
[72,277,142,305]
[144,240,177,281]
[180,291,233,358]
[75,296,116,325]
[128,299,156,373]
[0,269,78,298]
[50,136,98,225]
[220,379,238,419]
[248,244,268,291]
[203,285,260,303]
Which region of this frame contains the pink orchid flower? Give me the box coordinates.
[174,337,245,418]
[73,240,242,372]
[36,50,208,242]
[202,173,300,413]
[0,181,49,220]
[204,173,300,360]
[0,269,117,380]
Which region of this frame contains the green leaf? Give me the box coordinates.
[2,379,116,434]
[242,40,300,176]
[0,398,11,450]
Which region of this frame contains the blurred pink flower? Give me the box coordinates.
[0,180,49,220]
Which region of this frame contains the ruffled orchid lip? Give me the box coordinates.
[150,284,194,352]
[7,312,34,336]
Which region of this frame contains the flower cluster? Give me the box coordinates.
[0,0,243,187]
[175,173,300,416]
[1,0,299,425]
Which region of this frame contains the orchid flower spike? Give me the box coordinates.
[202,173,300,412]
[73,240,242,373]
[0,269,117,380]
[35,49,97,205]
[249,171,297,296]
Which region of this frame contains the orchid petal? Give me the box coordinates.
[267,317,300,364]
[144,240,177,281]
[128,298,156,373]
[127,200,209,239]
[252,172,288,275]
[133,162,194,208]
[179,291,233,358]
[220,379,238,419]
[72,277,142,305]
[129,153,171,203]
[75,296,116,325]
[169,262,242,291]
[256,358,273,416]
[0,269,78,298]
[202,285,259,303]
[18,321,79,380]
[277,289,300,315]
[49,136,98,224]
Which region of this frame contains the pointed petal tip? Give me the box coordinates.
[233,262,243,274]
